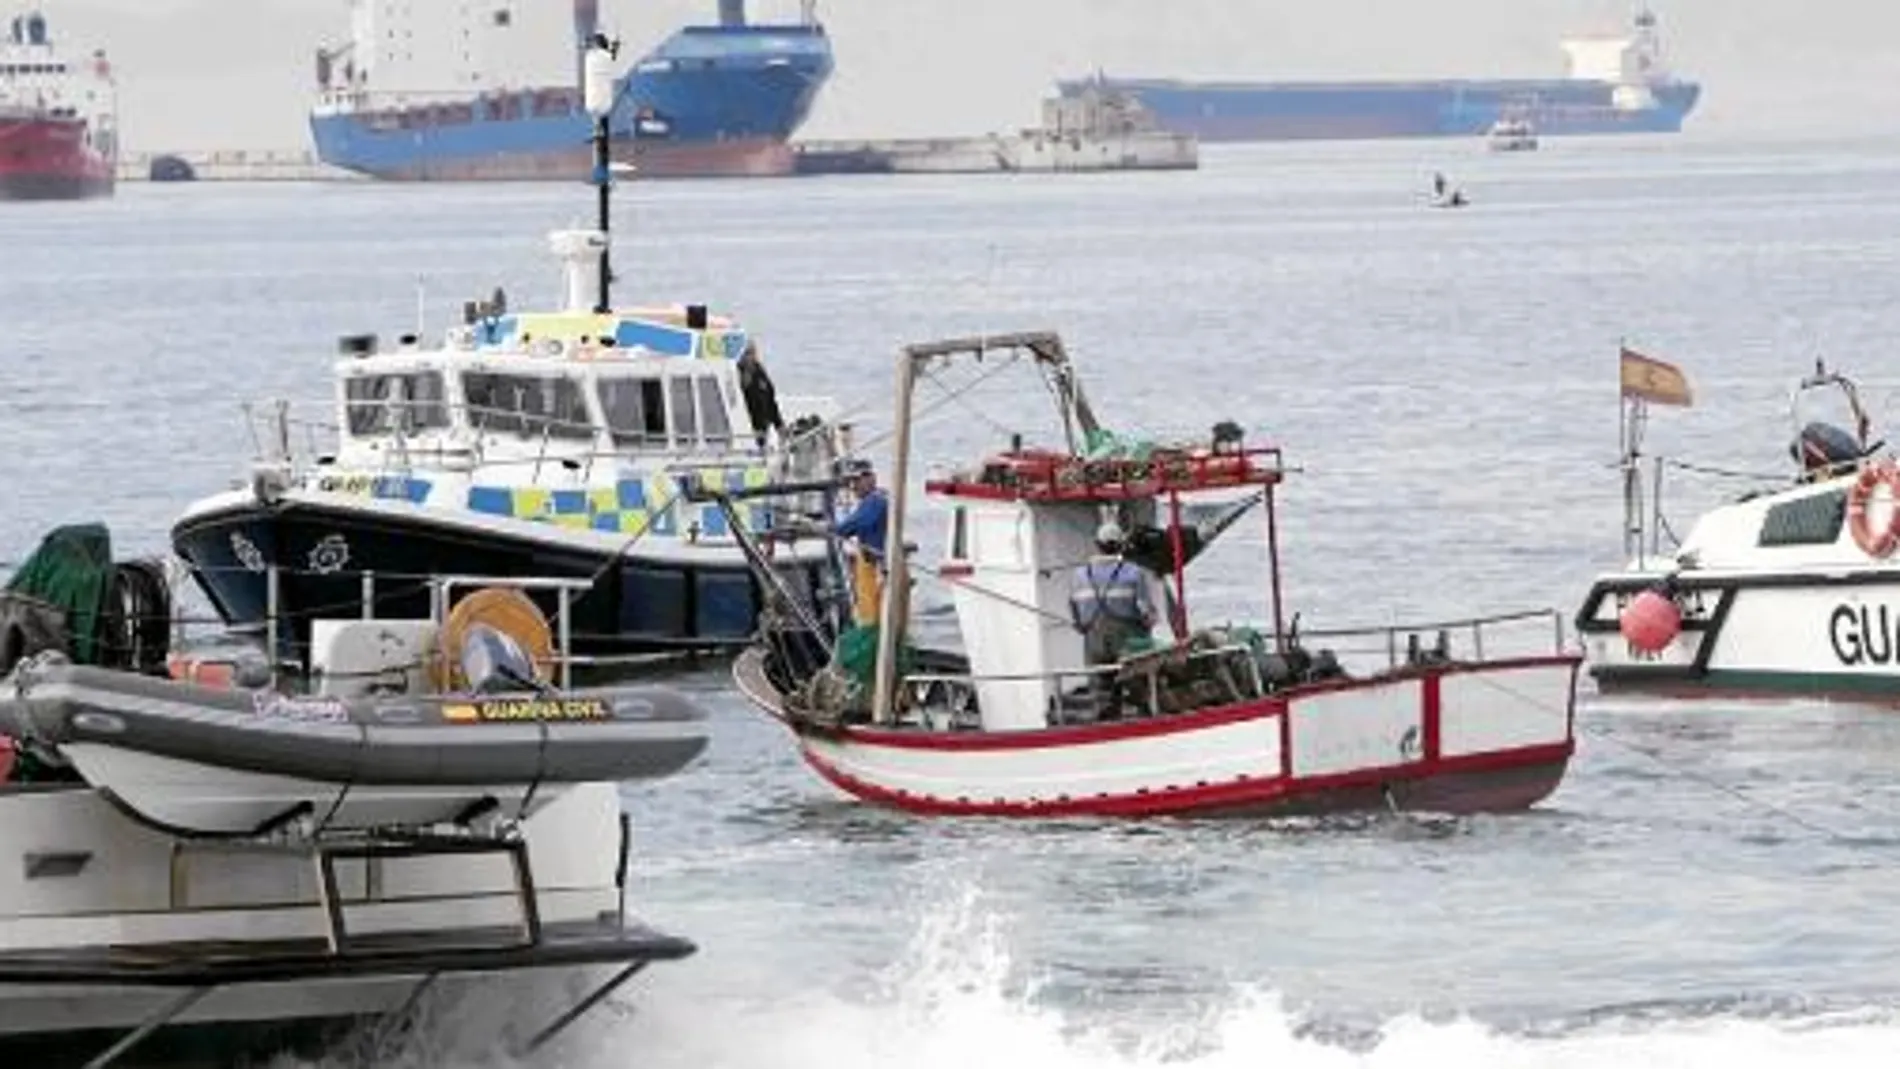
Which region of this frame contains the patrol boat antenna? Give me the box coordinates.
[583,33,620,314]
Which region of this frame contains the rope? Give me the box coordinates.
[918,363,1024,442]
[577,486,686,587]
[1661,458,1788,483]
[911,563,1073,627]
[851,350,1026,455]
[1458,668,1861,844]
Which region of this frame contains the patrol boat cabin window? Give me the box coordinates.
[595,369,743,450]
[668,377,699,443]
[344,371,450,436]
[697,376,734,445]
[464,372,594,440]
[598,376,668,447]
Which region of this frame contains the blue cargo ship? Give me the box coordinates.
[1058,8,1699,142]
[310,1,833,179]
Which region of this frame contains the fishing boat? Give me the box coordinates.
[172,35,847,669]
[0,547,707,1064]
[1578,350,1900,702]
[720,331,1579,818]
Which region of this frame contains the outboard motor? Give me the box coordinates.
[459,623,541,694]
[1792,421,1863,474]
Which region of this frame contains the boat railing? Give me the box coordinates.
[243,395,824,485]
[891,611,1568,729]
[1292,607,1572,669]
[243,399,340,470]
[165,560,640,690]
[901,641,1269,727]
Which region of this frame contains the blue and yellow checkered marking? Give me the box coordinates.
[464,467,773,538]
[469,311,745,361]
[316,474,433,503]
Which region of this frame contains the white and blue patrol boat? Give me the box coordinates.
[173,43,845,667]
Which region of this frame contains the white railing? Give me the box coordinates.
[888,609,1571,730]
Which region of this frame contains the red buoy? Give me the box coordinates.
[0,736,14,784]
[1620,590,1682,653]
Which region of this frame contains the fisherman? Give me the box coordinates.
[832,458,890,627]
[1432,171,1447,198]
[737,341,785,448]
[1069,521,1159,716]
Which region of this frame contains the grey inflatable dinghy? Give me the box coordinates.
[1,655,708,838]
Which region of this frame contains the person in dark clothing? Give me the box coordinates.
[737,342,785,448]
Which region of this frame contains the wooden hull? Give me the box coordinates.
[735,650,1579,818]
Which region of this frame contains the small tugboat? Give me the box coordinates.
[0,524,706,1063]
[1486,113,1539,152]
[1578,350,1900,702]
[172,35,846,668]
[720,332,1579,818]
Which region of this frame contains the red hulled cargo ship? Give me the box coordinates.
[0,10,116,201]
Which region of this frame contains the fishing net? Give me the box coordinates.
[4,523,113,665]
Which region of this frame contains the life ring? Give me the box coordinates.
[1847,459,1900,557]
[168,652,237,689]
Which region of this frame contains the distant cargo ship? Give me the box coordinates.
[309,0,833,180]
[1058,7,1699,143]
[0,9,117,201]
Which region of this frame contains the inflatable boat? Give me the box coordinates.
[2,655,706,838]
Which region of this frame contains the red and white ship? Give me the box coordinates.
[728,331,1580,819]
[0,10,116,201]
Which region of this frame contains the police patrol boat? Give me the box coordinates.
[172,36,846,669]
[0,563,708,1065]
[1579,352,1900,702]
[719,331,1579,818]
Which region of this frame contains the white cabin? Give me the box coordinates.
[0,10,115,138]
[275,227,837,552]
[932,485,1171,732]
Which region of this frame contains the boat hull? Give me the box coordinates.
[303,130,796,181]
[0,116,114,201]
[1057,78,1700,142]
[308,24,831,181]
[737,650,1578,818]
[170,493,826,663]
[1578,568,1900,703]
[0,782,690,1058]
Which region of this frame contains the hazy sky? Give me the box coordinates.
[38,1,1900,151]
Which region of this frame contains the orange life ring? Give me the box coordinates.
[1847,459,1900,557]
[167,653,237,689]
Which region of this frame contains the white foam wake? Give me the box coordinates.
[563,887,1900,1069]
[342,886,1900,1068]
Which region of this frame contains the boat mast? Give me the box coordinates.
[582,35,619,314]
[869,346,924,725]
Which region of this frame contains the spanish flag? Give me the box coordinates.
[1619,347,1693,407]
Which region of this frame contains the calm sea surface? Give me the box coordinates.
[7,133,1900,1067]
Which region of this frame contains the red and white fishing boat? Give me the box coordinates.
[726,331,1580,818]
[0,10,117,201]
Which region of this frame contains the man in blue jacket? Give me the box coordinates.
[834,459,889,625]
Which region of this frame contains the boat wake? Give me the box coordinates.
[316,887,1900,1069]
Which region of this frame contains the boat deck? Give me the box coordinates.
[0,917,694,986]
